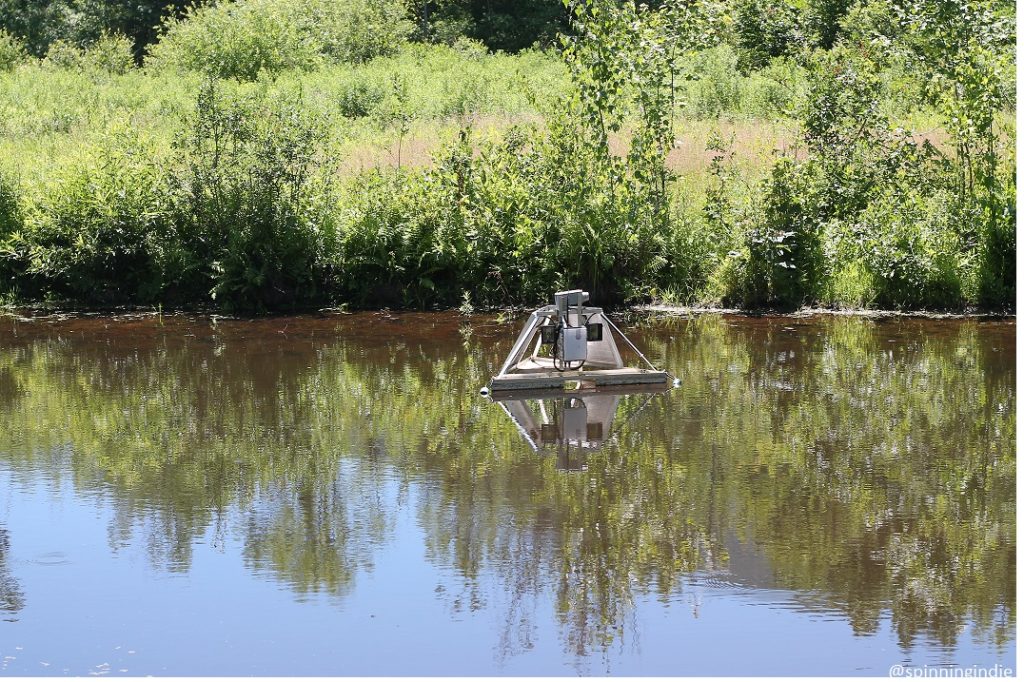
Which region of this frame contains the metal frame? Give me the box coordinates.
[490,305,669,392]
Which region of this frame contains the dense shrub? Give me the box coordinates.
[336,77,388,118]
[337,111,674,308]
[736,158,822,307]
[147,0,412,80]
[168,81,339,310]
[745,56,808,117]
[805,0,854,49]
[677,46,807,118]
[147,0,324,79]
[0,170,23,296]
[977,165,1016,308]
[682,45,742,117]
[732,0,854,66]
[11,134,170,302]
[0,0,565,59]
[44,33,135,74]
[0,0,193,59]
[308,0,412,64]
[693,30,1015,311]
[0,172,19,240]
[476,115,671,304]
[732,0,808,71]
[0,28,27,71]
[1,82,342,311]
[855,188,965,308]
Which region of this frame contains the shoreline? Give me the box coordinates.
[1,302,1015,323]
[638,304,1016,321]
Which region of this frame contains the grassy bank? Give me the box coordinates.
[0,0,1015,313]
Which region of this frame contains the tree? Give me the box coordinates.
[0,0,195,59]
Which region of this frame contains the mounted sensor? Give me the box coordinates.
[487,291,670,392]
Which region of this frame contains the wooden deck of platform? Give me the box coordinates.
[489,367,669,392]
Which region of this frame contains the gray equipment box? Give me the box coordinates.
[561,325,588,363]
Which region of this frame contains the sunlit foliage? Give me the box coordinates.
[0,0,1014,311]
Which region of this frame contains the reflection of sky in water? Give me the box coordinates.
[0,470,1012,676]
[0,313,1015,675]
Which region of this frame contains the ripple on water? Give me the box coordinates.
[687,571,748,593]
[28,552,71,566]
[683,571,874,625]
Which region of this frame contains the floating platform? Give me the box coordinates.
[487,290,672,393]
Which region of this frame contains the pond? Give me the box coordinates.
[0,311,1014,675]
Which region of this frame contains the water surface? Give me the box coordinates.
[0,311,1015,675]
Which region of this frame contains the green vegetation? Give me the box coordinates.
[0,0,1014,311]
[0,29,27,70]
[0,313,1014,656]
[0,0,192,59]
[147,0,412,80]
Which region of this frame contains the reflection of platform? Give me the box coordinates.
[486,383,668,402]
[489,368,669,392]
[489,385,667,459]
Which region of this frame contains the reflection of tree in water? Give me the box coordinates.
[0,313,1014,660]
[242,459,396,598]
[0,323,395,595]
[416,429,724,664]
[649,317,1016,651]
[415,316,1015,659]
[0,527,25,620]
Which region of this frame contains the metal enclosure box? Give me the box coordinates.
[561,326,588,363]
